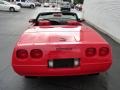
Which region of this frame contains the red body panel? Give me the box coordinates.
[12,24,112,76]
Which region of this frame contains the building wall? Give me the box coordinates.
[83,0,120,43]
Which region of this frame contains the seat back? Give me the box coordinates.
[67,20,80,26]
[38,20,51,26]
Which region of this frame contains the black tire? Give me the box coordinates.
[24,76,37,78]
[9,7,15,12]
[93,73,100,75]
[17,3,22,7]
[89,73,100,76]
[30,5,35,9]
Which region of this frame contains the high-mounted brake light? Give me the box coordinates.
[30,49,43,58]
[99,47,109,56]
[16,49,28,59]
[85,48,96,57]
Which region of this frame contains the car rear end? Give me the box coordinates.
[34,2,41,7]
[12,43,112,76]
[60,2,71,12]
[12,26,112,76]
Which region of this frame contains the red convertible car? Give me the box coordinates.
[12,12,112,77]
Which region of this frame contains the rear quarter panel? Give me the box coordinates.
[80,24,112,62]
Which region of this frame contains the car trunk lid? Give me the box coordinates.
[18,26,81,44]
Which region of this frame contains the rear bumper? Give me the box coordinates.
[13,62,111,76]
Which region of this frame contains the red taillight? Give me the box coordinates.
[16,49,28,59]
[99,47,109,56]
[85,48,96,57]
[30,49,43,58]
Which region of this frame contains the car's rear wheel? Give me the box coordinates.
[93,73,100,75]
[9,7,15,12]
[89,73,100,76]
[24,76,37,79]
[30,5,35,9]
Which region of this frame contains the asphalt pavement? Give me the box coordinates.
[0,7,120,90]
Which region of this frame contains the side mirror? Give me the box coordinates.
[29,19,36,23]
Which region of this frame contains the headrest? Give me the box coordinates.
[67,20,80,26]
[38,20,51,26]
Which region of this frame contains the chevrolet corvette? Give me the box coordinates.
[12,11,112,77]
